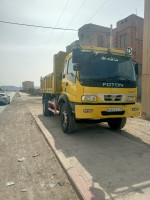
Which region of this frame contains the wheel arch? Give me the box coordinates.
[58,94,72,115]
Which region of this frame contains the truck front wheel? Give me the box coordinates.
[60,104,76,134]
[108,117,126,130]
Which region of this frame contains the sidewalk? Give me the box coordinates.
[0,93,79,200]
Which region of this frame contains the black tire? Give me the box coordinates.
[43,99,54,116]
[60,104,76,134]
[43,100,50,116]
[108,117,126,130]
[49,103,54,116]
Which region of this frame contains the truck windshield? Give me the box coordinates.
[79,54,136,82]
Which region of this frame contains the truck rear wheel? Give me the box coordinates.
[43,100,54,116]
[108,117,126,130]
[43,100,50,116]
[60,104,76,134]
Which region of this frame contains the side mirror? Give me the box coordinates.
[62,74,65,79]
[72,48,81,63]
[135,63,138,75]
[73,64,79,71]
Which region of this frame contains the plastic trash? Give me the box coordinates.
[18,157,25,162]
[21,189,27,192]
[58,181,64,186]
[48,183,56,188]
[6,181,14,187]
[32,153,40,157]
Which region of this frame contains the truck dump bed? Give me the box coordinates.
[40,51,68,94]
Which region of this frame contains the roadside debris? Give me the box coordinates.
[58,181,64,186]
[36,169,42,174]
[51,173,56,179]
[6,181,14,187]
[32,153,40,157]
[47,183,56,188]
[21,189,27,192]
[18,157,25,162]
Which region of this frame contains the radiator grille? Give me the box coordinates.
[104,95,122,101]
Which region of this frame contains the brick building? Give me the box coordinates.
[77,14,143,66]
[66,14,144,97]
[115,15,143,65]
[66,40,79,53]
[78,24,110,48]
[114,14,144,97]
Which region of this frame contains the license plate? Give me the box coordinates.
[106,108,122,112]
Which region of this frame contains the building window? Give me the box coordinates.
[124,33,127,47]
[125,18,128,22]
[120,34,127,48]
[120,35,124,48]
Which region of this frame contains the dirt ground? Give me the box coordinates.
[21,93,150,200]
[1,92,150,200]
[0,93,79,200]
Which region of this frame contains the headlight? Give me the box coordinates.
[127,96,136,101]
[81,95,97,102]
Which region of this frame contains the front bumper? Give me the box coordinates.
[75,104,141,119]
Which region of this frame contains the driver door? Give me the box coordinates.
[65,57,77,102]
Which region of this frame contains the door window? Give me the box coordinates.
[62,60,67,79]
[67,57,76,83]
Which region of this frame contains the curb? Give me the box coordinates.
[31,112,103,200]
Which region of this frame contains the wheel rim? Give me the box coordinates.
[61,111,68,130]
[63,111,67,125]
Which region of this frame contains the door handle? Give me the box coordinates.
[65,82,68,86]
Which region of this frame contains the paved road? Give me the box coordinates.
[0,91,16,113]
[22,93,150,200]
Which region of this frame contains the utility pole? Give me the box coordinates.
[141,0,150,119]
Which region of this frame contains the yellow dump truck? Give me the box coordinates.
[40,46,141,133]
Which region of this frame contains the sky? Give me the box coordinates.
[0,0,144,87]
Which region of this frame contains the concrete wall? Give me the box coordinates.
[141,0,150,119]
[78,24,110,48]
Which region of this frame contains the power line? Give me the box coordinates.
[50,0,88,52]
[54,0,70,29]
[47,0,70,42]
[65,0,109,47]
[88,0,108,22]
[0,20,77,31]
[37,0,71,68]
[66,0,88,29]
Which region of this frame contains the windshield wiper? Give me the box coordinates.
[80,76,133,83]
[99,75,133,82]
